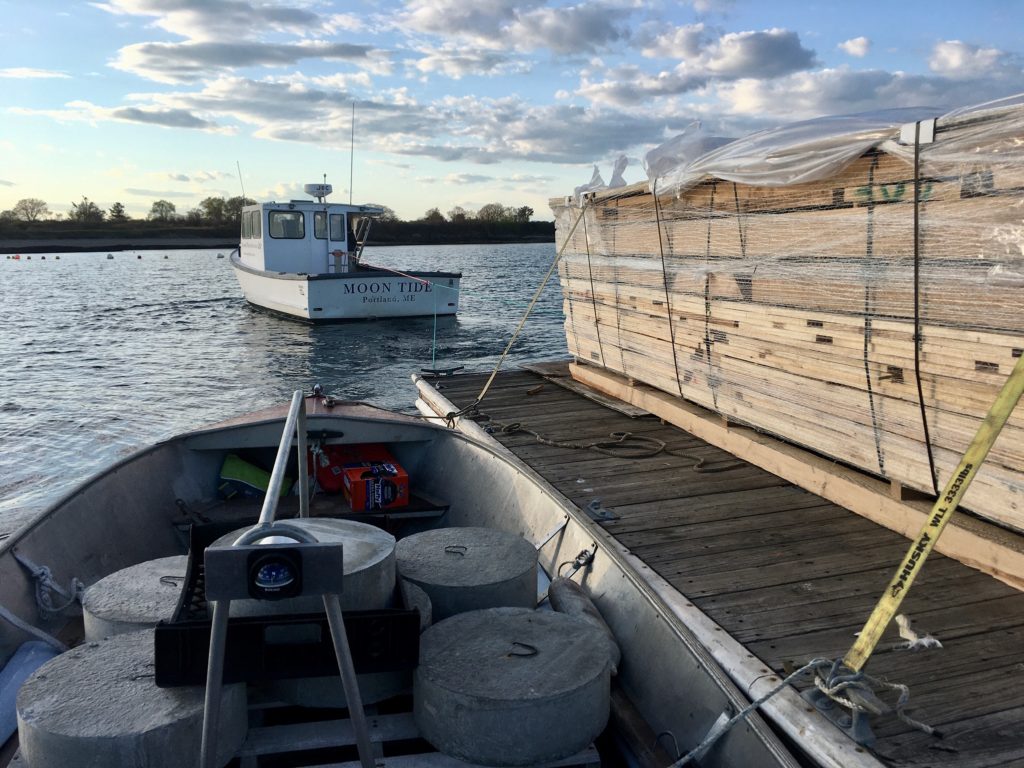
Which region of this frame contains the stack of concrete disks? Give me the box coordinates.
[414,607,612,766]
[16,630,246,768]
[82,555,187,641]
[395,527,537,620]
[210,518,398,708]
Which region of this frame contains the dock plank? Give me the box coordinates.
[438,365,1024,768]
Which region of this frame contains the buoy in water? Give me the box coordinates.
[137,254,141,259]
[106,254,113,259]
[163,255,168,259]
[13,255,20,260]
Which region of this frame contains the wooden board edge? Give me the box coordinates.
[569,362,1024,592]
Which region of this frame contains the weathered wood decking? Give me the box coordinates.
[433,365,1024,768]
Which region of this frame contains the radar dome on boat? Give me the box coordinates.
[303,183,332,199]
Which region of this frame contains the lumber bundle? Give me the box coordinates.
[551,112,1024,533]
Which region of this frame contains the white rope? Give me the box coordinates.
[672,658,830,766]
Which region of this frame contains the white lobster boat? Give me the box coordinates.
[231,184,461,321]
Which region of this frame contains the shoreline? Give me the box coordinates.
[0,235,554,254]
[0,237,238,254]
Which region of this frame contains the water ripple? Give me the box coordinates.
[0,244,566,536]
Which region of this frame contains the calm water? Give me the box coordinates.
[0,243,566,536]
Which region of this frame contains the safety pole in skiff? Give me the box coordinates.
[198,390,375,768]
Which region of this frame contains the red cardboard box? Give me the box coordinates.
[316,444,409,511]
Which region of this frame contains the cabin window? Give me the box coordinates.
[269,210,305,239]
[241,211,251,239]
[314,211,328,240]
[252,211,261,239]
[329,214,346,242]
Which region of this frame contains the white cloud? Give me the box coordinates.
[929,40,1019,80]
[410,45,529,79]
[504,4,628,55]
[165,170,233,183]
[641,23,708,58]
[0,179,14,187]
[9,100,232,133]
[581,27,817,107]
[94,0,329,42]
[838,36,870,58]
[399,0,631,55]
[112,40,384,84]
[690,0,733,13]
[399,0,537,43]
[445,173,493,183]
[310,72,374,90]
[123,187,196,198]
[712,64,1024,122]
[503,173,554,183]
[0,68,70,79]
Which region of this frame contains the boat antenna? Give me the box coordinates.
[236,160,246,201]
[349,101,355,204]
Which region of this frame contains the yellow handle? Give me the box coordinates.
[843,353,1024,672]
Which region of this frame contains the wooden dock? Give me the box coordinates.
[431,364,1024,768]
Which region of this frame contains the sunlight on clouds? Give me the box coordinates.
[6,0,1024,220]
[411,45,526,79]
[400,0,533,45]
[310,72,374,90]
[444,173,493,184]
[399,0,629,55]
[112,40,380,84]
[839,36,870,58]
[640,23,707,58]
[712,64,1024,122]
[929,40,1013,79]
[583,26,817,107]
[95,0,326,42]
[0,68,70,79]
[10,99,233,133]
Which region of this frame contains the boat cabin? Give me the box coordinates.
[237,184,383,276]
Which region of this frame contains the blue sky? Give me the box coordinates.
[1,0,1023,221]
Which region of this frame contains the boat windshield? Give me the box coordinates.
[269,211,304,239]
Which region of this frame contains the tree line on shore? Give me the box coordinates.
[0,197,553,244]
[1,197,539,226]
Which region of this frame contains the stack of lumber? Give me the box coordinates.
[551,136,1024,533]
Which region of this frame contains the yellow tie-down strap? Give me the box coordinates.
[844,353,1024,672]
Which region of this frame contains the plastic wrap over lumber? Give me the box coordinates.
[553,105,1024,533]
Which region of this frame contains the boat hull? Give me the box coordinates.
[0,396,800,768]
[231,251,461,321]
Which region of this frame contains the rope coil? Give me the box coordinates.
[480,416,744,472]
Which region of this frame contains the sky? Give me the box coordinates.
[1,0,1023,222]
